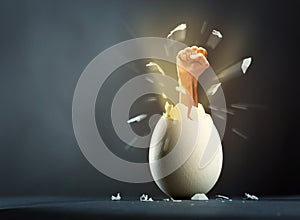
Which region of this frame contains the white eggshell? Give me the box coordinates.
[149,103,223,198]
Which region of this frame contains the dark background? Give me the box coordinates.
[0,0,299,199]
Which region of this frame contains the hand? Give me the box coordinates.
[176,46,209,79]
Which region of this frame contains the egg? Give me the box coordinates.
[149,103,223,199]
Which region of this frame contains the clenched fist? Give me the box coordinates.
[177,46,209,119]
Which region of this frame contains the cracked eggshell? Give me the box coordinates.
[149,103,223,199]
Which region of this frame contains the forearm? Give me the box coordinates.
[176,46,209,119]
[177,66,198,107]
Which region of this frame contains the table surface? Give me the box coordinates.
[1,196,300,220]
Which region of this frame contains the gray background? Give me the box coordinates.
[0,0,298,198]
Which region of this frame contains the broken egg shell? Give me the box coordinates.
[149,103,223,199]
